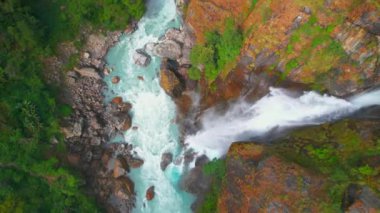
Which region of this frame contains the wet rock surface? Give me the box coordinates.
[160,152,173,171]
[146,186,155,201]
[133,49,151,66]
[51,26,139,212]
[160,59,186,98]
[180,153,211,211]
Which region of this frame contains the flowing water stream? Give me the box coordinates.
[105,0,195,212]
[104,0,380,212]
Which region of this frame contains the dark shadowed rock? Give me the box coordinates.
[180,167,211,195]
[160,152,173,171]
[121,115,132,131]
[67,153,81,167]
[128,158,144,168]
[195,155,209,167]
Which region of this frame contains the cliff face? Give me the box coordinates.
[219,143,330,212]
[185,0,379,105]
[183,0,380,211]
[216,119,380,212]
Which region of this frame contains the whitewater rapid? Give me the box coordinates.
[103,0,380,211]
[185,87,380,160]
[105,0,194,212]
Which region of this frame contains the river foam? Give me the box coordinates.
[105,0,195,212]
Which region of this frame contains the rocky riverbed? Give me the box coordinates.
[42,0,380,212]
[43,24,144,211]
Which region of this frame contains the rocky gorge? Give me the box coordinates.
[44,0,380,212]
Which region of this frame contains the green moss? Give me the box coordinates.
[285,58,299,72]
[275,120,380,210]
[286,44,294,54]
[188,67,202,80]
[65,53,80,71]
[198,159,226,213]
[250,0,259,12]
[282,14,349,85]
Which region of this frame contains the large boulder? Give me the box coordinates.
[133,49,151,66]
[159,59,185,97]
[160,152,173,171]
[146,40,182,59]
[181,167,210,195]
[85,34,107,60]
[113,156,129,178]
[164,28,186,44]
[217,143,329,213]
[74,67,101,79]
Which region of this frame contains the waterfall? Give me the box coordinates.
[185,87,380,160]
[104,0,380,211]
[349,88,380,108]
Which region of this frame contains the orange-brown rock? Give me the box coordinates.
[186,0,380,99]
[186,0,251,43]
[160,67,180,95]
[112,96,123,104]
[112,76,121,84]
[115,176,135,195]
[175,94,192,115]
[217,143,329,212]
[121,115,132,131]
[160,59,185,98]
[146,186,155,201]
[113,157,129,178]
[128,158,144,168]
[113,164,125,178]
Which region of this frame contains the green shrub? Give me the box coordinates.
[190,19,243,82]
[0,0,146,211]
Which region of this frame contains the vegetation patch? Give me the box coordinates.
[281,15,348,84]
[197,159,226,213]
[275,120,380,211]
[0,0,146,211]
[190,19,243,82]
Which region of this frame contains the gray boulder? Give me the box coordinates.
[133,49,151,66]
[147,40,182,59]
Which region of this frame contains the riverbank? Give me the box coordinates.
[54,0,380,212]
[49,25,142,211]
